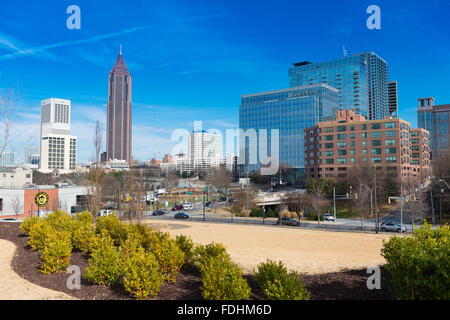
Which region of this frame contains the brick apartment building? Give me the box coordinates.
[304,109,431,183]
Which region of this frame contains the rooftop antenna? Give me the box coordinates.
[343,45,347,58]
[120,44,122,55]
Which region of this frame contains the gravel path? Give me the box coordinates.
[146,219,392,275]
[0,239,75,300]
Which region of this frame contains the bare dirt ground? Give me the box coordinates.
[0,238,75,300]
[147,220,392,275]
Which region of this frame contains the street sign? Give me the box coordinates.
[34,192,49,207]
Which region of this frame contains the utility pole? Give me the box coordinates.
[439,189,443,226]
[400,184,403,229]
[333,185,336,222]
[374,171,378,233]
[430,186,435,224]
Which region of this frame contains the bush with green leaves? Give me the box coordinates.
[381,223,450,300]
[250,208,264,217]
[95,214,127,245]
[20,216,41,236]
[84,237,122,286]
[149,236,184,283]
[199,253,250,300]
[194,242,229,267]
[175,235,196,266]
[39,230,72,274]
[120,245,164,300]
[254,260,310,300]
[28,220,54,251]
[71,212,96,252]
[45,209,74,233]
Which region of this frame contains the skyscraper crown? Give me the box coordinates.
[110,47,130,76]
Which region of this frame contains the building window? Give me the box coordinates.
[325,143,333,148]
[337,134,346,140]
[325,151,334,156]
[325,158,334,164]
[371,148,382,155]
[371,157,382,163]
[362,141,367,147]
[386,148,397,154]
[386,156,397,162]
[324,127,333,133]
[362,132,367,138]
[385,139,396,146]
[371,131,381,138]
[371,123,381,130]
[337,142,347,148]
[386,130,396,137]
[372,140,382,146]
[385,122,396,129]
[338,150,347,156]
[337,126,346,132]
[338,158,347,164]
[325,135,333,141]
[362,124,367,130]
[362,149,367,155]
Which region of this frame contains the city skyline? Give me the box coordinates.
[0,0,449,163]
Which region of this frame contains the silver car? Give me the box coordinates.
[380,222,407,233]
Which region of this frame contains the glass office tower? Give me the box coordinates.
[239,84,339,174]
[288,52,388,120]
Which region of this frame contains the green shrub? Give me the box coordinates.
[20,216,41,236]
[121,246,164,300]
[28,220,54,251]
[95,214,127,245]
[175,235,196,266]
[381,223,450,300]
[250,208,264,217]
[87,230,115,254]
[39,230,72,274]
[72,219,96,253]
[194,242,229,267]
[199,254,250,300]
[75,211,94,224]
[307,212,324,221]
[84,240,122,286]
[45,209,74,233]
[149,236,184,283]
[255,260,310,300]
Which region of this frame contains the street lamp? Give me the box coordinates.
[439,186,444,226]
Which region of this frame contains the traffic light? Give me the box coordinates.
[346,193,349,198]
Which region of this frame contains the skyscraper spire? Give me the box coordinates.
[120,44,122,55]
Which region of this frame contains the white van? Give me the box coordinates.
[98,210,113,217]
[183,203,194,210]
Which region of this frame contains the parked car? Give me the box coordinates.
[323,214,335,221]
[276,217,300,226]
[174,212,189,219]
[171,204,184,211]
[380,222,407,233]
[152,210,165,216]
[204,201,211,207]
[98,209,113,217]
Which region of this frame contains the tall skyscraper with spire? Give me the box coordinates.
[106,45,132,163]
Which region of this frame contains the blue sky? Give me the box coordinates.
[0,0,449,163]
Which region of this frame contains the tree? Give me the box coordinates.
[87,120,105,215]
[304,182,330,225]
[0,80,20,160]
[230,185,255,216]
[10,195,23,219]
[161,169,179,195]
[206,167,232,192]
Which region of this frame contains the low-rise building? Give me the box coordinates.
[0,185,89,218]
[0,166,33,188]
[304,109,431,184]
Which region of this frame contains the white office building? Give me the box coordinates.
[39,98,77,174]
[181,130,223,173]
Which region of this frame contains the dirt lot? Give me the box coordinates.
[147,220,392,275]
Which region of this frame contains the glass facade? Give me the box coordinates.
[239,84,338,173]
[288,52,388,120]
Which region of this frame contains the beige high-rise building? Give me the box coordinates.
[106,46,132,164]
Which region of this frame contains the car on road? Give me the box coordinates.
[171,204,184,211]
[323,214,335,221]
[152,210,166,216]
[183,203,194,210]
[174,212,189,219]
[204,201,211,207]
[276,217,300,226]
[380,222,407,233]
